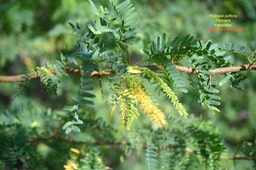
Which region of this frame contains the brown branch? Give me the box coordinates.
[228,156,256,161]
[210,64,256,74]
[28,135,129,146]
[27,133,256,161]
[147,64,256,74]
[0,74,38,82]
[0,68,112,82]
[1,64,256,82]
[175,64,256,74]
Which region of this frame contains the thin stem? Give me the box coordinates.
[117,43,129,65]
[27,133,256,161]
[126,41,131,65]
[1,64,256,82]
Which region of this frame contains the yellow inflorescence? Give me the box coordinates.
[113,75,167,129]
[40,66,52,75]
[131,80,167,126]
[64,160,78,170]
[120,97,128,125]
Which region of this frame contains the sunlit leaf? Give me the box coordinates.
[63,121,73,130]
[65,127,72,134]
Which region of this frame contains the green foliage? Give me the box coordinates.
[37,54,68,96]
[62,106,83,134]
[0,125,30,169]
[15,70,35,99]
[219,42,254,60]
[0,98,63,169]
[144,33,254,113]
[0,96,115,169]
[57,0,254,128]
[144,33,189,93]
[87,0,137,45]
[187,121,225,170]
[146,144,158,170]
[1,0,256,169]
[64,147,106,170]
[141,117,225,170]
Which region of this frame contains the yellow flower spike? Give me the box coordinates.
[130,79,167,126]
[114,75,167,129]
[40,66,52,75]
[70,148,80,154]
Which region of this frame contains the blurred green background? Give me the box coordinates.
[0,0,255,169]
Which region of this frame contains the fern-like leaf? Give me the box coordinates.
[187,121,225,170]
[198,73,221,113]
[14,70,35,99]
[110,0,137,41]
[36,54,68,96]
[78,76,95,105]
[145,34,189,93]
[163,63,188,93]
[146,144,158,170]
[219,42,254,61]
[88,0,137,42]
[62,106,83,134]
[189,50,222,113]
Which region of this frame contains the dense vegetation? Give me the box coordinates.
[0,0,255,169]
